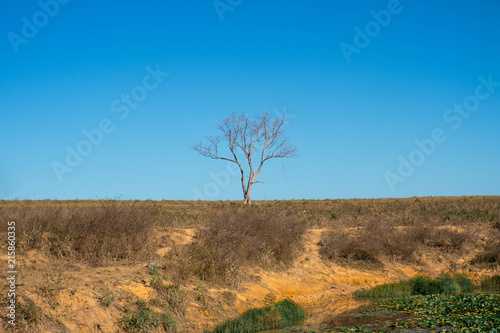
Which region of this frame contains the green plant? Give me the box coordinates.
[100,291,114,307]
[481,275,500,292]
[378,293,500,331]
[194,284,210,305]
[151,277,186,315]
[356,275,469,300]
[355,280,412,299]
[147,262,161,276]
[206,299,306,333]
[410,275,460,296]
[16,297,41,324]
[121,300,176,332]
[442,208,497,223]
[40,273,63,310]
[453,274,474,293]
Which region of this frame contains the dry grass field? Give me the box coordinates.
[0,196,499,332]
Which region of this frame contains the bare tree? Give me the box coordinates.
[192,111,297,204]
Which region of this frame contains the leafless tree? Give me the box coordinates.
[191,111,297,204]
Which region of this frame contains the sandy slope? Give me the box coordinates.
[4,227,498,332]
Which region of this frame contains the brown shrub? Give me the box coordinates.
[0,196,497,268]
[424,226,473,253]
[169,208,307,286]
[318,230,381,264]
[318,218,475,266]
[0,294,68,332]
[365,221,423,260]
[471,228,500,265]
[319,218,426,266]
[3,201,159,265]
[493,213,500,230]
[472,242,500,265]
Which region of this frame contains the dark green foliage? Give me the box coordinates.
[206,299,306,333]
[453,274,474,293]
[354,281,412,299]
[410,275,460,296]
[481,275,500,292]
[356,275,473,300]
[378,293,500,331]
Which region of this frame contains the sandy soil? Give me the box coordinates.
[4,226,498,332]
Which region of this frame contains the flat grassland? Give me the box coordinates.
[0,196,499,332]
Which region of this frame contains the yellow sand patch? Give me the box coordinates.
[116,282,155,301]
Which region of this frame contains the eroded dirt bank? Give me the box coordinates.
[4,226,498,332]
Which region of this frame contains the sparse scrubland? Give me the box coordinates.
[0,196,499,332]
[168,208,307,287]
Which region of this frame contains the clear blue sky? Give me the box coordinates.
[1,0,499,200]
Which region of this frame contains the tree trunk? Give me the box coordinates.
[244,187,252,205]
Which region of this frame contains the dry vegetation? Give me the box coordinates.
[168,208,307,287]
[318,218,476,267]
[2,200,161,265]
[0,196,499,332]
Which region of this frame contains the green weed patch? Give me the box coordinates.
[206,299,306,333]
[355,275,474,299]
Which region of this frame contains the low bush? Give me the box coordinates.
[170,208,307,286]
[354,281,413,299]
[492,214,500,230]
[355,274,474,299]
[206,299,306,333]
[453,274,475,293]
[318,231,381,264]
[151,277,186,315]
[6,201,159,265]
[319,219,473,266]
[425,227,472,252]
[471,237,500,266]
[410,275,460,295]
[318,220,422,265]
